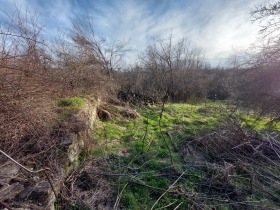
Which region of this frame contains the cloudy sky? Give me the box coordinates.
[0,0,266,66]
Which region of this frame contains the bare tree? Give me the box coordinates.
[52,14,130,98]
[251,1,280,39]
[70,15,129,77]
[0,7,50,100]
[250,1,280,65]
[134,35,206,102]
[225,2,280,116]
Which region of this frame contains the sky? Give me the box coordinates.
[0,0,266,67]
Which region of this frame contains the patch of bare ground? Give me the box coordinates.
[59,159,114,210]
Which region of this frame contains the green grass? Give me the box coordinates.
[56,97,85,108]
[90,101,280,209]
[91,102,222,208]
[56,97,86,122]
[242,114,280,131]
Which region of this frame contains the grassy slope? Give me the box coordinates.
[90,101,280,210]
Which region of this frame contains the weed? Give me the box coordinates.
[78,151,88,163]
[57,97,85,108]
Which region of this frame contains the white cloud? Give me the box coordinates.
[190,0,263,65]
[87,0,265,66]
[0,0,266,66]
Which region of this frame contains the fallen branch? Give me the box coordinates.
[0,149,49,173]
[150,169,186,210]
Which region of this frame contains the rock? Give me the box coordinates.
[11,202,44,210]
[17,186,34,200]
[15,181,52,207]
[28,181,51,205]
[78,98,100,129]
[0,182,24,200]
[108,97,127,106]
[68,137,79,163]
[13,208,31,210]
[60,133,76,146]
[97,108,111,121]
[0,161,19,183]
[118,149,130,157]
[120,109,140,119]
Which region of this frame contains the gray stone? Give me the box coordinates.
[0,182,24,200]
[60,133,76,146]
[0,161,19,183]
[17,186,34,200]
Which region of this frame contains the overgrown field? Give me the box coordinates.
[64,101,280,210]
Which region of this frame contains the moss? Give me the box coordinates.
[56,97,85,122]
[56,97,85,108]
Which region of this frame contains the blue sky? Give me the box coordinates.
[0,0,265,66]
